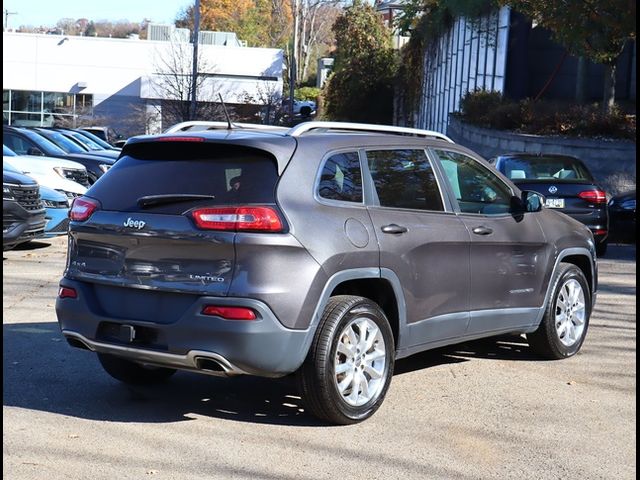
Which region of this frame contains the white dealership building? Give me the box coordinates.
[2,29,284,135]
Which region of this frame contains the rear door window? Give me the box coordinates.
[88,142,279,214]
[366,149,444,212]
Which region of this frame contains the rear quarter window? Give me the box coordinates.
[87,142,279,214]
[317,151,363,203]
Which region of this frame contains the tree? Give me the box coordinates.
[84,21,96,37]
[324,1,396,123]
[176,0,292,48]
[238,81,283,124]
[151,39,222,125]
[56,18,81,35]
[294,0,342,82]
[502,0,636,113]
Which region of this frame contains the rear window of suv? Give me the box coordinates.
[87,142,279,214]
[500,156,593,182]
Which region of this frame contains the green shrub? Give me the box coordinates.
[458,91,635,140]
[459,89,504,126]
[295,87,321,102]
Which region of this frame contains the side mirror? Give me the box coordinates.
[522,190,544,212]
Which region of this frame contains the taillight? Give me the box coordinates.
[69,196,100,221]
[578,190,607,204]
[58,286,77,299]
[191,206,283,232]
[201,305,257,320]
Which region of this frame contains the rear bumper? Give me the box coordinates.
[566,210,609,244]
[56,279,312,378]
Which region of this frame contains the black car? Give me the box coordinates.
[3,168,47,250]
[3,126,115,184]
[608,190,636,243]
[491,154,609,256]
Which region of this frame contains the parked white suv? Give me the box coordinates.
[3,145,87,203]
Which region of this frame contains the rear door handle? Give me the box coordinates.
[381,224,408,234]
[472,226,493,236]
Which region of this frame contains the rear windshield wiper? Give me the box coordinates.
[137,194,217,208]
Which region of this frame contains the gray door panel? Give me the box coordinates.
[459,213,549,311]
[368,208,471,339]
[363,147,472,347]
[431,148,551,335]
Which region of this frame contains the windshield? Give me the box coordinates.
[64,131,103,150]
[500,156,593,182]
[19,129,67,156]
[3,145,17,156]
[76,129,115,149]
[36,130,87,154]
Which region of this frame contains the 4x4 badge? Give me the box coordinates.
[123,217,146,230]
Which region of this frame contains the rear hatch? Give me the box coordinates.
[514,180,607,218]
[66,139,287,298]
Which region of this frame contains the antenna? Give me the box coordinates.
[218,93,234,130]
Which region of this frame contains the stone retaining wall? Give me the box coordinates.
[447,116,636,194]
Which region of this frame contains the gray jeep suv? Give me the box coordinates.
[56,121,597,424]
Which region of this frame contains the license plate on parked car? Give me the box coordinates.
[545,198,565,209]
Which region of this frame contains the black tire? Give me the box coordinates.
[527,263,591,359]
[297,295,394,425]
[97,353,176,385]
[596,240,608,257]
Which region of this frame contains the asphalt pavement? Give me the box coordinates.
[3,236,636,479]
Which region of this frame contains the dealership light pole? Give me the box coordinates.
[4,8,17,31]
[189,0,201,120]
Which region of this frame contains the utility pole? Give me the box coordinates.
[289,0,299,119]
[4,8,17,31]
[189,0,201,120]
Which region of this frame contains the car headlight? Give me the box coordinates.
[53,166,67,179]
[99,164,111,173]
[55,190,80,206]
[42,199,58,208]
[3,185,15,200]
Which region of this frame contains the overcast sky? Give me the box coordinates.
[3,0,192,28]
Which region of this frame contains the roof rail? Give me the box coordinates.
[286,121,454,143]
[164,121,289,134]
